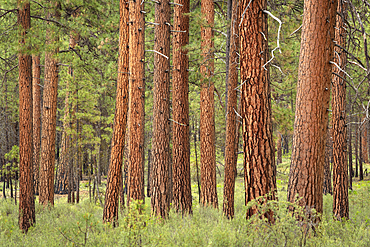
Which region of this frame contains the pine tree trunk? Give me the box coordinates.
[332,0,349,219]
[276,134,282,165]
[151,0,171,218]
[240,0,276,219]
[287,0,337,218]
[359,132,364,181]
[18,0,35,232]
[355,121,359,177]
[32,55,41,196]
[39,3,61,206]
[362,123,368,164]
[103,0,129,224]
[323,129,332,195]
[223,0,239,219]
[146,150,151,197]
[127,0,145,205]
[172,0,192,214]
[200,0,218,208]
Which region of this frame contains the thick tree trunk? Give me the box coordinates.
[332,0,349,220]
[240,0,276,220]
[200,0,218,208]
[287,0,336,218]
[39,3,61,206]
[223,0,239,219]
[127,0,145,205]
[18,0,35,232]
[172,0,192,215]
[32,55,41,196]
[103,0,129,225]
[151,0,171,218]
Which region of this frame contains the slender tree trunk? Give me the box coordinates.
[287,0,336,218]
[151,0,171,218]
[276,133,282,165]
[355,120,359,177]
[223,0,239,219]
[323,128,332,195]
[172,0,192,214]
[18,0,35,232]
[127,0,145,205]
[359,131,364,181]
[362,122,368,164]
[332,0,349,220]
[103,0,129,224]
[146,150,151,197]
[200,0,218,208]
[348,116,353,190]
[32,55,41,196]
[39,2,61,206]
[224,0,233,111]
[193,120,201,203]
[240,0,276,220]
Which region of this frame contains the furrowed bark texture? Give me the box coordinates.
[128,0,145,205]
[223,0,239,219]
[200,0,218,208]
[103,0,129,225]
[287,0,336,216]
[172,0,192,215]
[332,0,349,220]
[39,4,60,206]
[240,0,276,219]
[18,0,35,232]
[32,55,41,196]
[151,0,171,218]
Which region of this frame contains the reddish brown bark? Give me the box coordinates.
[127,0,145,205]
[151,0,171,218]
[32,55,41,196]
[223,0,239,219]
[332,0,349,220]
[287,0,337,217]
[323,128,332,195]
[103,0,129,225]
[276,134,282,165]
[200,0,218,208]
[18,0,35,232]
[39,3,61,206]
[172,0,192,215]
[361,123,368,164]
[240,0,276,219]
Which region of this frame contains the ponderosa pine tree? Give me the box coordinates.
[239,0,276,219]
[151,0,171,218]
[103,0,129,225]
[172,0,192,215]
[127,0,145,205]
[223,0,239,219]
[200,0,218,208]
[323,130,332,195]
[32,55,41,196]
[332,0,349,220]
[18,0,35,232]
[39,2,61,206]
[287,0,337,217]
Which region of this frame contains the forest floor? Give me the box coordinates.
[0,157,370,246]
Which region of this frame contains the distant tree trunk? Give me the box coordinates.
[127,0,145,205]
[323,128,332,195]
[193,120,201,203]
[223,0,239,219]
[276,133,282,165]
[332,0,349,220]
[32,55,41,196]
[362,122,368,164]
[355,120,359,177]
[200,0,218,208]
[39,2,61,206]
[287,0,336,218]
[18,0,35,232]
[172,0,192,215]
[359,131,364,181]
[240,0,276,220]
[146,150,151,197]
[151,0,171,218]
[103,0,129,225]
[348,117,353,190]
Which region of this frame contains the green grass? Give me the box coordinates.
[0,159,370,246]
